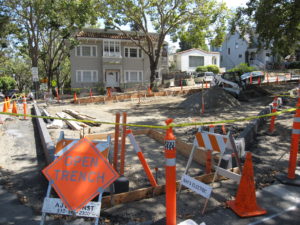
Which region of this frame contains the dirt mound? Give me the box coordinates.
[179,87,241,112]
[242,85,272,98]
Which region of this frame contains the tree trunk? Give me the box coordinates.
[149,59,158,89]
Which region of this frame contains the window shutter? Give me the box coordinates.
[139,72,143,81]
[139,49,142,58]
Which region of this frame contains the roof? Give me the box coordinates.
[76,28,160,42]
[174,48,220,55]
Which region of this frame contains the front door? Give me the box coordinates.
[105,70,119,87]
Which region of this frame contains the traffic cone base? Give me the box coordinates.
[12,101,18,114]
[226,152,267,217]
[227,199,266,217]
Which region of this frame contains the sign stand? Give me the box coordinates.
[40,133,113,225]
[179,127,242,215]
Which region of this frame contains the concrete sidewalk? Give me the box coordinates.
[195,183,300,225]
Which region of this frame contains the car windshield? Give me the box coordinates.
[241,71,264,80]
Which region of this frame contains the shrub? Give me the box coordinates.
[196,66,208,72]
[196,65,220,74]
[0,76,16,93]
[228,63,256,73]
[206,65,220,74]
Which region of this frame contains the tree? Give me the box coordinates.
[0,76,16,93]
[231,0,300,58]
[3,0,98,90]
[98,0,229,89]
[2,57,32,92]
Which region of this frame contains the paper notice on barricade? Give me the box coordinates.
[181,174,212,199]
[42,197,101,218]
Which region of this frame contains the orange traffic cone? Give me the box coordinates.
[73,92,78,102]
[6,97,10,109]
[227,152,267,217]
[22,96,27,120]
[2,99,8,112]
[12,101,18,114]
[147,87,152,95]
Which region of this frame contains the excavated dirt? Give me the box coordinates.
[178,87,241,113]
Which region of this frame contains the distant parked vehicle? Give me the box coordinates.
[194,72,214,83]
[241,71,265,85]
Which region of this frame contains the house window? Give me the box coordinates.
[75,45,97,57]
[189,56,204,67]
[235,42,239,49]
[228,48,231,55]
[103,40,121,57]
[266,53,270,57]
[76,70,98,83]
[124,70,143,83]
[212,56,217,65]
[124,47,142,58]
[239,54,242,58]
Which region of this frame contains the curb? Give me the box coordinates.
[33,103,55,164]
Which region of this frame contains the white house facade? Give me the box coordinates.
[170,48,220,73]
[70,28,169,89]
[220,31,275,70]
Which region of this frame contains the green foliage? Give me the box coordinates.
[196,65,220,74]
[71,88,81,95]
[175,1,230,51]
[231,0,300,57]
[206,65,220,74]
[196,66,208,72]
[227,63,256,73]
[286,61,300,69]
[0,76,16,92]
[97,83,106,95]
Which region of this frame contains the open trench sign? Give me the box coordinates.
[42,138,119,212]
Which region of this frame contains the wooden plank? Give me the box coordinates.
[102,168,240,208]
[56,112,82,130]
[63,109,101,127]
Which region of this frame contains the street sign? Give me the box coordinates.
[181,174,212,199]
[32,67,38,81]
[42,138,119,212]
[42,197,101,218]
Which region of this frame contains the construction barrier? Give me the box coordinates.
[287,93,300,179]
[126,130,158,187]
[165,118,176,225]
[179,127,242,214]
[227,152,267,217]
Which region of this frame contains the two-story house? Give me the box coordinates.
[220,30,275,70]
[70,28,168,89]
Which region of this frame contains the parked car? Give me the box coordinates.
[194,72,214,83]
[241,71,265,85]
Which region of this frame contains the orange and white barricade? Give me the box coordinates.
[179,127,242,214]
